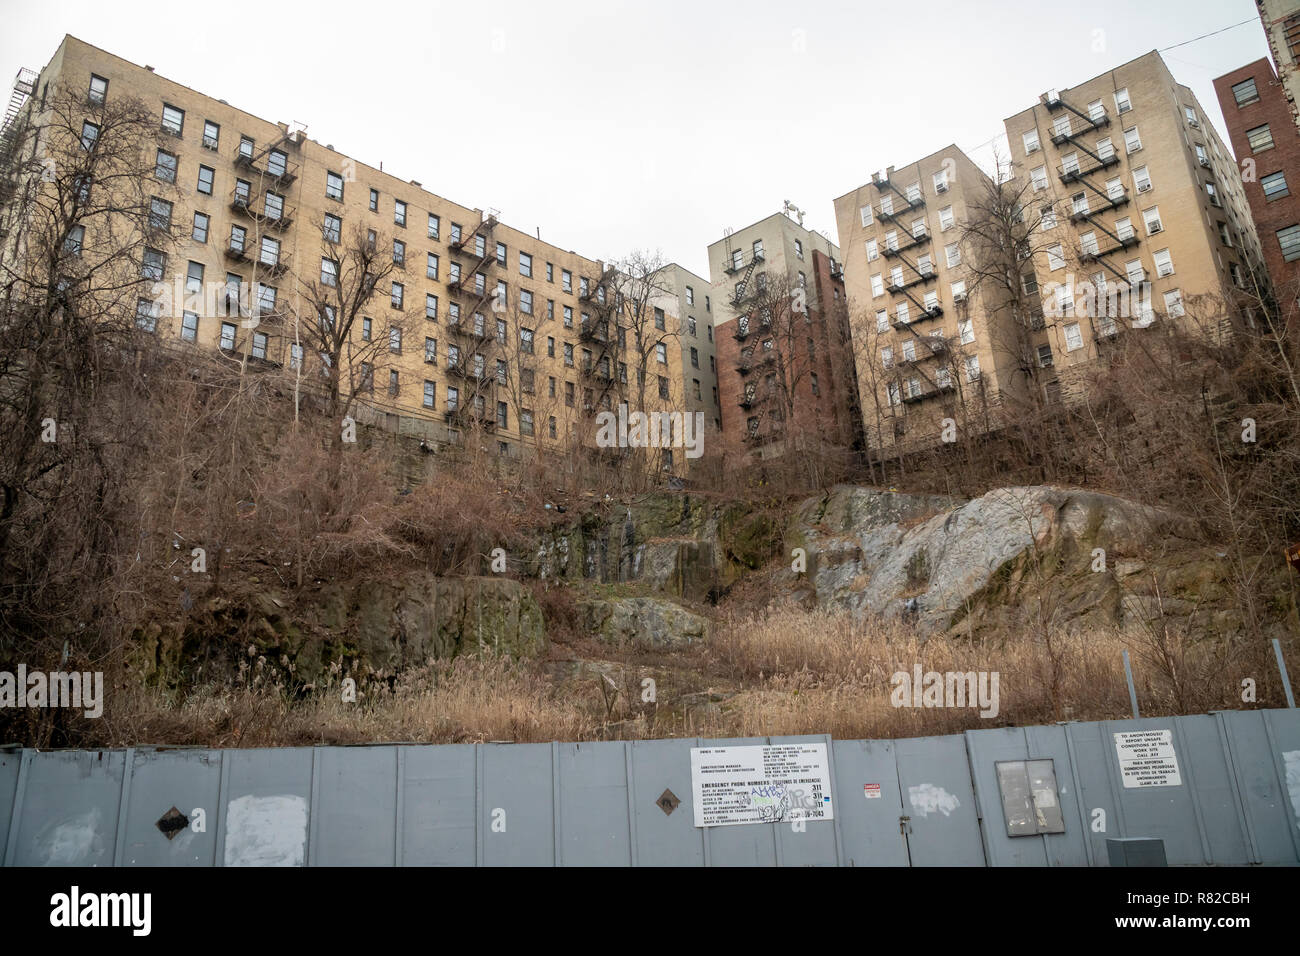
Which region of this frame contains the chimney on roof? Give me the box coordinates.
[145,65,155,72]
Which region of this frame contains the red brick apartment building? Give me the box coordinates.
[1215,58,1300,298]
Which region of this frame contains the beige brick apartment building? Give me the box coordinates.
[833,145,1013,453]
[1002,50,1263,400]
[3,36,694,470]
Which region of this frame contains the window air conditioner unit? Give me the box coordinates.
[1189,118,1199,128]
[936,181,949,192]
[1137,182,1151,192]
[1158,266,1173,278]
[1149,221,1162,233]
[952,291,967,303]
[1199,157,1211,168]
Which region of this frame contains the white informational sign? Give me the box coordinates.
[689,744,834,828]
[1114,730,1182,788]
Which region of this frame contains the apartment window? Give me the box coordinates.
[1153,248,1173,277]
[326,171,344,200]
[388,326,402,354]
[446,386,459,411]
[391,282,404,309]
[1182,105,1198,128]
[1080,231,1099,256]
[1115,216,1134,241]
[1262,171,1290,201]
[423,292,438,319]
[865,238,879,262]
[1278,224,1300,262]
[80,121,99,150]
[257,284,277,315]
[495,279,507,308]
[1123,127,1141,153]
[1030,166,1048,191]
[1088,99,1105,122]
[519,289,533,315]
[392,199,406,227]
[161,104,185,136]
[515,251,533,279]
[181,310,199,343]
[1095,136,1115,161]
[917,254,933,276]
[1021,129,1041,154]
[185,260,204,296]
[965,355,981,381]
[655,342,667,364]
[519,327,535,354]
[906,182,922,203]
[88,74,108,104]
[958,318,974,345]
[321,257,338,286]
[657,375,670,400]
[392,239,405,266]
[450,222,462,244]
[251,332,268,360]
[896,302,910,324]
[951,279,967,301]
[192,212,209,243]
[238,136,254,160]
[141,247,165,281]
[871,309,886,333]
[266,149,287,177]
[1246,123,1274,153]
[1232,77,1260,107]
[565,381,575,406]
[563,305,573,327]
[870,273,884,297]
[887,383,901,407]
[257,193,284,225]
[890,266,904,289]
[1132,165,1152,193]
[219,322,237,349]
[496,402,508,429]
[1046,244,1065,271]
[386,369,399,397]
[923,290,939,313]
[1125,258,1145,284]
[155,149,177,183]
[1072,192,1090,217]
[290,344,303,369]
[880,195,894,216]
[322,213,341,244]
[1163,289,1184,317]
[1063,322,1083,351]
[860,205,873,227]
[561,269,573,293]
[1052,114,1071,138]
[422,380,436,409]
[428,213,440,240]
[937,205,954,231]
[1036,344,1053,367]
[1041,205,1058,231]
[1206,182,1221,206]
[368,188,378,212]
[1114,88,1131,113]
[229,225,247,254]
[361,317,372,341]
[1142,206,1163,234]
[945,243,960,267]
[564,342,574,366]
[901,339,917,363]
[146,197,175,235]
[63,225,84,256]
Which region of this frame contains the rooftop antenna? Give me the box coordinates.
[783,200,805,226]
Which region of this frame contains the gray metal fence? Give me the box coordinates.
[3,708,1297,866]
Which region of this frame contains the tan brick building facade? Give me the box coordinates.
[5,36,692,470]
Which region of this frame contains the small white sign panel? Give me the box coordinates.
[690,744,834,828]
[1114,729,1182,788]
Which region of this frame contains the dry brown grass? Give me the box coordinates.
[26,603,1288,749]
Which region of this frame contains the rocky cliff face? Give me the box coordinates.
[784,484,1241,637]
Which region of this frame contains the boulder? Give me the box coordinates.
[578,597,710,648]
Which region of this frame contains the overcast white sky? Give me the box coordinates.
[0,0,1271,277]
